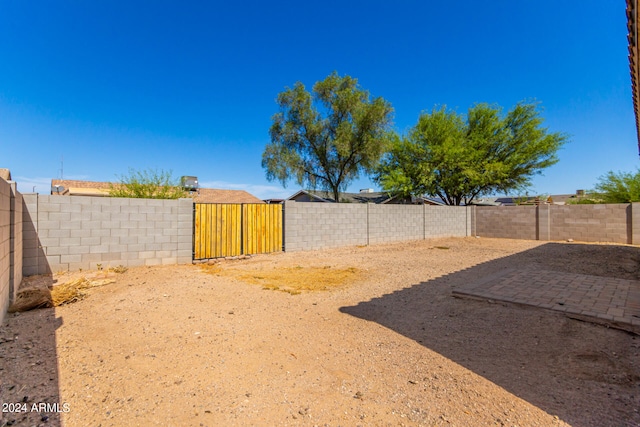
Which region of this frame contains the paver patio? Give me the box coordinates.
[453,268,640,334]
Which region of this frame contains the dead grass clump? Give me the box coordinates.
[52,278,115,306]
[8,288,52,313]
[109,265,128,274]
[200,264,222,275]
[202,264,362,294]
[8,277,116,313]
[51,278,91,306]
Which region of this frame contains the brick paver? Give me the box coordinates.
[453,268,640,334]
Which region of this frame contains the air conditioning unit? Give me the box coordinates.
[51,185,65,194]
[181,176,198,191]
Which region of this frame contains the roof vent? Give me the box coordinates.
[181,176,198,191]
[576,189,585,196]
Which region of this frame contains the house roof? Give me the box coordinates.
[471,193,585,206]
[192,188,264,204]
[287,189,444,205]
[51,180,111,196]
[627,0,640,153]
[50,179,264,204]
[0,168,12,181]
[287,189,395,203]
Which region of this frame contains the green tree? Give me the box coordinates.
[262,72,394,202]
[109,168,188,199]
[376,102,567,205]
[591,170,640,203]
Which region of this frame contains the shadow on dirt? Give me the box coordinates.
[1,276,64,427]
[340,243,640,427]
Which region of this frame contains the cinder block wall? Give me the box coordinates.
[283,201,368,251]
[22,194,40,276]
[9,182,22,304]
[550,204,629,243]
[284,202,471,251]
[425,206,471,238]
[368,204,423,244]
[0,179,11,322]
[475,206,538,240]
[475,203,637,244]
[22,195,193,274]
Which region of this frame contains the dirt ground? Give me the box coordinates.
[1,237,639,427]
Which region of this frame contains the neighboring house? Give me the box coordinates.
[0,169,11,181]
[51,179,112,196]
[50,179,264,204]
[471,191,587,206]
[287,189,444,205]
[192,188,264,204]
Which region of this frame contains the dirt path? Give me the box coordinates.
[1,237,639,426]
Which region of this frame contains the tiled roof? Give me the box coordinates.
[192,188,264,204]
[308,190,392,204]
[472,193,585,206]
[287,189,443,205]
[52,179,113,192]
[50,179,264,203]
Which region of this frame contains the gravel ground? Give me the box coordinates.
[1,237,639,427]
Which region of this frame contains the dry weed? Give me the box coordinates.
[9,277,116,313]
[201,263,362,294]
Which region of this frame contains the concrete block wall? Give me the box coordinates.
[0,179,11,322]
[284,202,471,251]
[475,203,639,244]
[475,206,538,240]
[9,182,22,305]
[283,201,368,251]
[22,195,194,274]
[424,206,471,238]
[22,194,40,276]
[368,204,423,244]
[549,204,630,243]
[632,203,640,244]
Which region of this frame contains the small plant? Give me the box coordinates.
[110,265,128,274]
[109,168,188,199]
[513,193,531,206]
[96,264,103,271]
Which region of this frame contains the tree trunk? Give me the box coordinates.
[332,187,340,203]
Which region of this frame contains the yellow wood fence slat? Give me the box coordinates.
[194,203,282,260]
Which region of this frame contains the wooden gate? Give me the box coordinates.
[193,203,283,260]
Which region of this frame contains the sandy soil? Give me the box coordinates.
[1,237,639,427]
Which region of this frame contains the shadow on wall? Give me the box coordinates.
[340,243,640,427]
[1,279,63,426]
[22,197,51,276]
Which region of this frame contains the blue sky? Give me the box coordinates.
[1,1,636,199]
